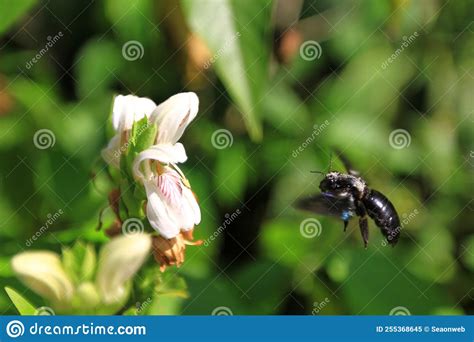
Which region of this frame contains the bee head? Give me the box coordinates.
[319,172,343,192]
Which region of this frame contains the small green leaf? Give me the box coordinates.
[0,0,37,35]
[182,0,273,140]
[4,287,36,315]
[62,241,97,284]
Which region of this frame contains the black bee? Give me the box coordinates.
[296,151,401,247]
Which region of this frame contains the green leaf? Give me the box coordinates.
[0,0,37,35]
[62,241,97,284]
[182,0,273,141]
[4,287,36,315]
[215,142,247,205]
[75,39,124,99]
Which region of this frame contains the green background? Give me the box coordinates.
[0,0,472,315]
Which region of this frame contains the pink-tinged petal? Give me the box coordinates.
[150,92,199,144]
[180,186,201,230]
[101,134,121,168]
[133,143,187,180]
[112,95,156,131]
[144,179,181,239]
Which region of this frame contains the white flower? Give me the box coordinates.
[132,93,201,239]
[11,251,74,305]
[101,94,156,168]
[96,233,152,304]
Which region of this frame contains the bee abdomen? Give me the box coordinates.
[363,189,401,245]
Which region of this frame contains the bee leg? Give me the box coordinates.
[359,216,369,248]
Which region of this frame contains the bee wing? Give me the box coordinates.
[295,194,355,218]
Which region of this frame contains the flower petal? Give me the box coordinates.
[132,143,187,180]
[112,95,156,131]
[180,186,201,230]
[150,92,199,144]
[96,234,151,304]
[144,179,181,239]
[101,134,121,168]
[11,251,74,305]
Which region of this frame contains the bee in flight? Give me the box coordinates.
[296,150,401,247]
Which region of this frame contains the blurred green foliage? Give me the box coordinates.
[0,0,472,315]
